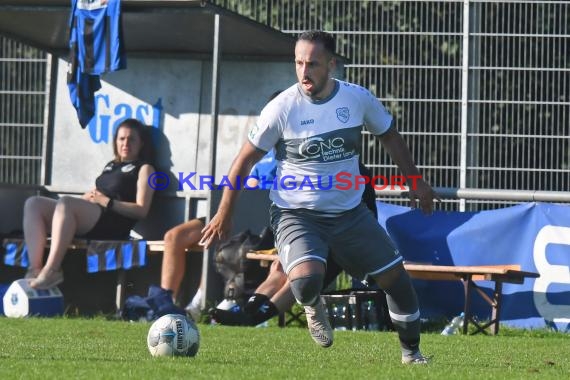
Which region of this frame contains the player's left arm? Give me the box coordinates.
[378,127,438,214]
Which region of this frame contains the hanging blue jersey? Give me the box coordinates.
[67,71,101,128]
[72,0,126,74]
[67,0,126,128]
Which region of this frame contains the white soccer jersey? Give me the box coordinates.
[248,79,393,213]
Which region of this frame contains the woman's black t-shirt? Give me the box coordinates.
[96,160,145,202]
[83,160,147,239]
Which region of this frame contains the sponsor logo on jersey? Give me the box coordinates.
[301,119,315,126]
[298,136,350,162]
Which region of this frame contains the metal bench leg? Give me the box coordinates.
[490,282,503,335]
[462,278,472,334]
[463,278,503,335]
[116,269,126,312]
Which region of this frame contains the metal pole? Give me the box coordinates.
[201,12,221,310]
[41,53,57,187]
[459,0,471,212]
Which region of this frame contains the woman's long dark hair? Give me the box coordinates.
[112,118,156,165]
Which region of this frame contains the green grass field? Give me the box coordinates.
[1,317,568,379]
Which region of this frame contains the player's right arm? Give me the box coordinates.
[200,142,266,248]
[201,95,283,248]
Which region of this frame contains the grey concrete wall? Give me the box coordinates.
[51,57,295,192]
[0,186,50,235]
[50,57,295,237]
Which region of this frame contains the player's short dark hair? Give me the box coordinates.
[297,30,336,55]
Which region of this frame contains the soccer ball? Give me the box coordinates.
[147,314,200,357]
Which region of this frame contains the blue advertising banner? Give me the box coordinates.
[377,201,570,331]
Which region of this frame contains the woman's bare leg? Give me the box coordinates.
[30,196,102,288]
[23,196,57,276]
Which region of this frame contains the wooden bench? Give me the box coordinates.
[1,237,204,312]
[403,263,539,335]
[245,251,540,335]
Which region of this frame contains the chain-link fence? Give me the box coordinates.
[0,35,48,185]
[213,0,570,210]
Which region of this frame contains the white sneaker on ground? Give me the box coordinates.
[304,299,333,348]
[401,351,429,364]
[185,303,201,322]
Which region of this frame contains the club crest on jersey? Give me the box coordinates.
[121,163,136,172]
[336,107,350,123]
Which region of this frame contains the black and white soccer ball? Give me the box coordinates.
[147,314,200,357]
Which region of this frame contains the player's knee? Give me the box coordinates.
[290,273,324,306]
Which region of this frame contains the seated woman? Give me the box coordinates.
[24,118,156,289]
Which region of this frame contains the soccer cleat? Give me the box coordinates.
[401,351,429,364]
[29,268,63,289]
[304,300,333,348]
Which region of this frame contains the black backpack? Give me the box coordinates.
[214,227,274,302]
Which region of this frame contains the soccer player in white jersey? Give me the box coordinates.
[201,30,437,365]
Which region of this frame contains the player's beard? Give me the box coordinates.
[301,76,329,100]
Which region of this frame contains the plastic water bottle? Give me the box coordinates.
[348,296,358,331]
[331,304,348,330]
[441,312,465,335]
[366,301,379,331]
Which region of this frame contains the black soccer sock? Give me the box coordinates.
[211,308,255,326]
[244,293,270,315]
[248,300,279,325]
[383,270,421,356]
